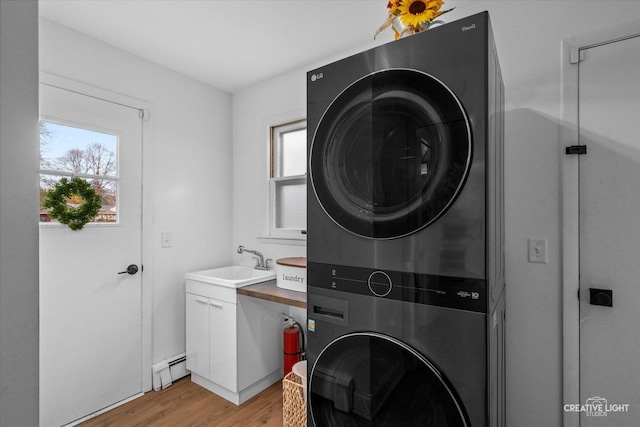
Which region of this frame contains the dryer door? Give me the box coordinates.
[309,69,471,239]
[308,332,469,426]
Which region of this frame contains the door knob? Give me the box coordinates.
[118,264,139,275]
[589,288,612,307]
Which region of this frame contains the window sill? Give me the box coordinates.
[258,235,306,246]
[39,222,121,228]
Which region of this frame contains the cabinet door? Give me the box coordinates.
[209,298,237,392]
[186,293,210,379]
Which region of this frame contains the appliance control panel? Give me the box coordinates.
[308,262,486,313]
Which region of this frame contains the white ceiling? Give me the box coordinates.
[39,0,393,93]
[39,1,640,96]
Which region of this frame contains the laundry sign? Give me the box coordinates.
[281,273,305,285]
[276,257,307,293]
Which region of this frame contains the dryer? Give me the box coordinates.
[306,11,505,426]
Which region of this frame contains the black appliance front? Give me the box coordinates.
[306,11,505,427]
[310,68,472,240]
[310,332,469,426]
[307,12,498,280]
[306,265,487,427]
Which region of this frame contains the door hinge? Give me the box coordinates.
[566,145,587,155]
[570,48,585,64]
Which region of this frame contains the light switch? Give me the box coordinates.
[528,238,547,264]
[161,231,172,248]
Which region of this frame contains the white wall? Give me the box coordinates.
[232,2,640,426]
[0,1,40,425]
[232,70,307,263]
[39,19,234,366]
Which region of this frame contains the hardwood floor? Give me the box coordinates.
[78,376,283,427]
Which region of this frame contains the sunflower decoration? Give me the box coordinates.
[375,0,454,40]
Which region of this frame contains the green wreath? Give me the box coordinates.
[42,177,103,230]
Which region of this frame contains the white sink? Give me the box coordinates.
[185,266,276,288]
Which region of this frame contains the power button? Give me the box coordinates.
[368,271,392,297]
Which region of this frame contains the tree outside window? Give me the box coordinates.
[39,121,118,223]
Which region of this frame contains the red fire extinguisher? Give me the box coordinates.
[283,318,305,375]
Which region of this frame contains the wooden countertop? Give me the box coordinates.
[237,280,307,309]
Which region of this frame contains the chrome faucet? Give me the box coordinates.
[237,246,272,270]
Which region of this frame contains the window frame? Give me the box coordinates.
[267,118,307,240]
[38,118,121,227]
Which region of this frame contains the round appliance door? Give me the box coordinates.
[309,333,468,426]
[309,69,472,239]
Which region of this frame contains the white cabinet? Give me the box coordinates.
[207,298,236,391]
[185,293,210,379]
[185,292,236,390]
[185,279,283,405]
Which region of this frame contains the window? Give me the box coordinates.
[39,120,119,224]
[269,119,307,238]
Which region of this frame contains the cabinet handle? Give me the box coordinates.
[195,298,208,305]
[209,302,224,309]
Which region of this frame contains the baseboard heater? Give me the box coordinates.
[152,352,188,391]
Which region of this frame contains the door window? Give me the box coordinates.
[39,120,118,224]
[309,69,471,239]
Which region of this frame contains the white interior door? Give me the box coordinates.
[578,35,640,425]
[39,83,143,426]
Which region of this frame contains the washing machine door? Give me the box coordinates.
[309,69,471,239]
[309,333,469,426]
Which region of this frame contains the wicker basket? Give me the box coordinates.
[283,371,306,427]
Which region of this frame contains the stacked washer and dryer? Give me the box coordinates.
[305,12,505,427]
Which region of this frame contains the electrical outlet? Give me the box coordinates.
[528,238,547,264]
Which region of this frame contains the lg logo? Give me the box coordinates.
[310,72,324,82]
